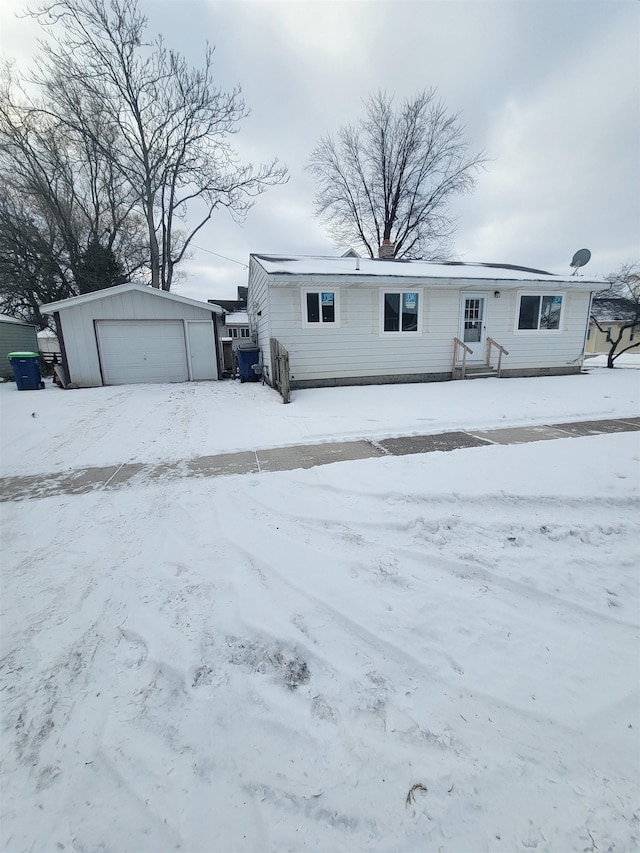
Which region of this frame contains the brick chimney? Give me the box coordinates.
[378,238,395,259]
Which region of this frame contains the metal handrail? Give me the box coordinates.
[452,337,473,379]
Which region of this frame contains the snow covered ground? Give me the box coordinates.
[0,356,639,478]
[1,361,639,852]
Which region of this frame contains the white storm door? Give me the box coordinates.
[186,321,217,381]
[96,320,188,384]
[460,293,487,360]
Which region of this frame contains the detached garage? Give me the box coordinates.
[41,284,223,388]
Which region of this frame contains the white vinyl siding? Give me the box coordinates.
[57,289,217,387]
[264,285,592,383]
[269,286,447,382]
[247,257,272,378]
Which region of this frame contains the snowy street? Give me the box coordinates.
[1,363,639,852]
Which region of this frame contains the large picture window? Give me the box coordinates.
[383,291,420,333]
[304,290,338,325]
[517,294,563,330]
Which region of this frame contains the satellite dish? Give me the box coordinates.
[570,248,591,275]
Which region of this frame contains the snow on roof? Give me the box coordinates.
[41,283,224,314]
[591,297,638,324]
[225,311,249,326]
[251,254,603,286]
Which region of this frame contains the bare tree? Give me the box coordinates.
[592,262,640,368]
[0,65,146,321]
[308,89,486,259]
[0,188,70,326]
[29,0,287,290]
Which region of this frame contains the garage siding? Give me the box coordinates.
[59,289,218,387]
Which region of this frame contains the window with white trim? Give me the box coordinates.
[228,327,238,338]
[303,290,338,325]
[517,294,563,330]
[382,291,420,333]
[240,327,250,338]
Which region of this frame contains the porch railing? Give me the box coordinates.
[486,337,509,377]
[452,337,473,379]
[269,338,291,403]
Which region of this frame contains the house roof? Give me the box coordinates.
[0,313,35,326]
[250,254,603,288]
[591,297,638,324]
[41,283,224,314]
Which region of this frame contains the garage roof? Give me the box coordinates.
[41,283,223,315]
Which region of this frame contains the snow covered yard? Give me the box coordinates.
[1,364,639,852]
[0,359,639,477]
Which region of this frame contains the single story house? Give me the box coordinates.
[41,283,223,387]
[587,297,638,354]
[247,254,603,389]
[0,314,39,380]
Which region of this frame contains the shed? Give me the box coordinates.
[41,284,223,387]
[247,254,603,389]
[0,314,39,380]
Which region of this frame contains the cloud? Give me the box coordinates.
[458,5,640,275]
[2,0,637,301]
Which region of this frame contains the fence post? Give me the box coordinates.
[281,349,290,403]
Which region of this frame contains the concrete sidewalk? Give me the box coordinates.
[1,416,638,503]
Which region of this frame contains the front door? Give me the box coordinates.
[460,293,487,361]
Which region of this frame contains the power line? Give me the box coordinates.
[192,244,248,269]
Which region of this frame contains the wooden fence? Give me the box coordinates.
[269,338,291,404]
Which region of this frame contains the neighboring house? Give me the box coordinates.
[225,311,251,342]
[0,314,39,380]
[206,287,251,375]
[40,283,223,387]
[218,311,252,376]
[587,297,638,354]
[207,285,247,314]
[247,254,602,389]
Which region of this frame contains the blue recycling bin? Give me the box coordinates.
[236,347,260,382]
[8,352,43,390]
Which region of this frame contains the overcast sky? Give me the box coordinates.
[1,0,639,302]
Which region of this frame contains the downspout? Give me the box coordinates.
[580,290,596,368]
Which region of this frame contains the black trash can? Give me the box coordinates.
[236,347,260,382]
[8,352,43,391]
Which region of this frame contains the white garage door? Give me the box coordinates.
[96,320,189,385]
